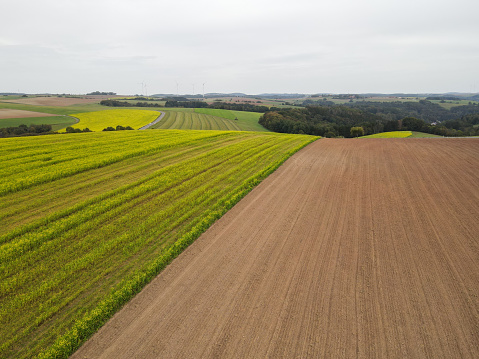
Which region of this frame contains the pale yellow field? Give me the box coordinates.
[68,109,160,131]
[362,131,412,138]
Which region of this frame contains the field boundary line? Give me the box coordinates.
[138,112,165,130]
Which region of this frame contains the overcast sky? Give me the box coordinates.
[1,0,478,95]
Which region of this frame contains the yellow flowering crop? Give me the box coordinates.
[68,109,161,132]
[362,131,412,138]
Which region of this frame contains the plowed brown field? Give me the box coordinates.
[72,139,479,359]
[0,109,59,119]
[1,96,111,106]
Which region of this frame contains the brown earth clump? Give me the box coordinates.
[72,139,479,359]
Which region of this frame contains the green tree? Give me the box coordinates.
[401,117,425,131]
[350,126,364,137]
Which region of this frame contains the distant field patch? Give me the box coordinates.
[362,131,412,138]
[150,111,242,131]
[410,131,442,138]
[0,109,59,119]
[195,108,266,131]
[0,101,109,116]
[431,99,478,110]
[0,116,77,130]
[0,96,111,107]
[68,109,160,131]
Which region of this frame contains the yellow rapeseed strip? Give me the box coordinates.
[362,131,412,138]
[68,109,160,132]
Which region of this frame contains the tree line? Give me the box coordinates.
[259,106,479,137]
[100,99,164,108]
[0,124,54,138]
[100,99,271,113]
[302,99,479,123]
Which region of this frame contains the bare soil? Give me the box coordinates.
[0,109,59,119]
[72,139,479,359]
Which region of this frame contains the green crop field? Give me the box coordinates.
[409,131,442,138]
[149,111,242,131]
[0,101,106,116]
[67,109,161,131]
[195,108,266,131]
[0,129,317,359]
[0,116,78,130]
[430,99,478,110]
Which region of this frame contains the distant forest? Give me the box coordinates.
[259,99,479,137]
[259,104,479,137]
[302,99,479,124]
[87,91,116,95]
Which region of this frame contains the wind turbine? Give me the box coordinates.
[138,82,145,96]
[202,83,206,98]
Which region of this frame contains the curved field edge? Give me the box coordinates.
[0,116,78,130]
[65,109,161,132]
[360,131,443,138]
[0,131,318,359]
[361,131,412,138]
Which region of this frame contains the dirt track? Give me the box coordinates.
[72,139,479,359]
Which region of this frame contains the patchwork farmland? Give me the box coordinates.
[1,94,478,358]
[0,99,268,132]
[71,138,479,359]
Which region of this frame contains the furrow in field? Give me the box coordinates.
[0,133,250,234]
[0,131,232,195]
[0,135,277,260]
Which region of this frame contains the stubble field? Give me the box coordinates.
[72,138,479,359]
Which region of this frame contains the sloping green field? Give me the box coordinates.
[0,129,317,359]
[0,102,106,116]
[149,111,241,131]
[195,108,266,131]
[0,116,78,131]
